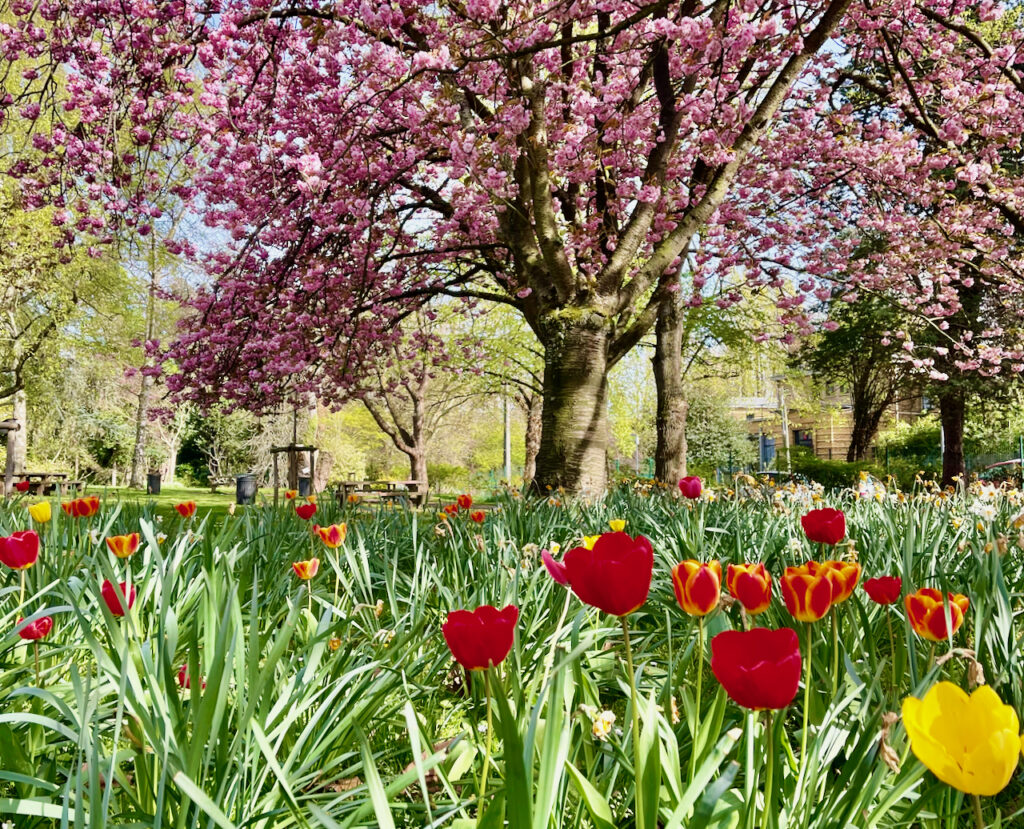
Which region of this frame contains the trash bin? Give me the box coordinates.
[146,472,161,495]
[298,476,312,497]
[235,473,258,505]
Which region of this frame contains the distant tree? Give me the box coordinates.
[793,295,915,461]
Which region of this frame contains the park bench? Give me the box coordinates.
[337,479,428,507]
[208,475,235,493]
[10,473,83,496]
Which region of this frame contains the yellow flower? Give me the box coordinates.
[583,535,600,550]
[27,502,52,523]
[550,542,560,555]
[609,519,626,532]
[902,682,1024,796]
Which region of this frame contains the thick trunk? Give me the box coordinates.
[653,297,688,484]
[129,374,153,488]
[939,389,966,488]
[409,451,429,505]
[9,389,27,475]
[533,313,611,495]
[846,406,885,462]
[523,392,542,487]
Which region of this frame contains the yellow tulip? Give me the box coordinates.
[27,502,52,524]
[609,519,626,532]
[902,682,1024,796]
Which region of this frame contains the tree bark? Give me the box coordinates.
[533,312,611,495]
[653,296,688,484]
[129,373,153,487]
[163,440,178,486]
[523,392,542,487]
[939,389,966,488]
[9,389,27,475]
[846,406,886,462]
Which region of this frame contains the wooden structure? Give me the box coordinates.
[1,418,20,497]
[271,444,317,506]
[337,478,428,507]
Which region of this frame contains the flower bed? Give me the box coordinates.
[1,479,1023,827]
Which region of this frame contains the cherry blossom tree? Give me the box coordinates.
[2,1,1022,493]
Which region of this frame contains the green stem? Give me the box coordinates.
[19,569,26,609]
[307,581,312,614]
[763,710,775,829]
[799,625,813,780]
[886,608,897,694]
[622,616,644,824]
[744,710,757,829]
[831,608,839,700]
[972,794,985,829]
[478,669,494,817]
[689,616,705,782]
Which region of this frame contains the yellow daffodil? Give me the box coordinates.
[583,534,600,550]
[27,501,52,524]
[902,682,1024,796]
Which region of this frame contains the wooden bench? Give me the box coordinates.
[208,475,234,493]
[338,479,428,507]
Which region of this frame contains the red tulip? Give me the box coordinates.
[0,530,40,570]
[678,476,703,499]
[17,615,53,640]
[295,503,317,521]
[781,562,834,622]
[178,664,206,690]
[820,560,861,604]
[469,510,485,524]
[457,493,473,510]
[14,481,31,493]
[864,576,902,605]
[905,588,969,642]
[174,501,197,519]
[81,496,100,517]
[800,508,846,545]
[292,558,320,580]
[101,580,136,617]
[726,563,772,615]
[106,532,141,559]
[671,560,722,616]
[442,604,518,670]
[444,503,459,516]
[541,549,569,585]
[315,523,347,548]
[284,489,298,500]
[557,531,654,617]
[711,627,802,710]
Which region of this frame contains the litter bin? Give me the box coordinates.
[298,476,312,497]
[235,473,258,505]
[146,472,161,495]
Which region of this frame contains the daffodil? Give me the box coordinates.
[902,682,1024,797]
[609,518,625,532]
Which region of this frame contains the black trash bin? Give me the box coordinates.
[298,476,312,497]
[146,472,161,495]
[235,473,258,505]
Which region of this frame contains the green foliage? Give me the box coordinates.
[685,389,759,472]
[2,482,1021,827]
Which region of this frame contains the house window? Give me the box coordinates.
[794,429,813,449]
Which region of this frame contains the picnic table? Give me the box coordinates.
[338,479,428,507]
[11,472,82,496]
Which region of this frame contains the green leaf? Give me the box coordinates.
[564,762,617,829]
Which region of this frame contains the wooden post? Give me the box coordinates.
[273,452,279,507]
[309,449,316,495]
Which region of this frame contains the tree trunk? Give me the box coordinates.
[533,313,611,495]
[163,441,178,486]
[523,392,542,487]
[846,406,886,462]
[129,373,153,487]
[653,297,688,484]
[939,389,966,488]
[9,388,27,475]
[408,451,429,505]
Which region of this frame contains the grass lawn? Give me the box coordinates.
[96,481,249,522]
